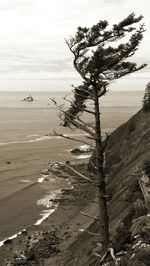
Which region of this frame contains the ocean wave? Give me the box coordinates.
[0,230,24,247]
[35,176,74,225]
[20,180,32,183]
[37,175,50,183]
[0,133,87,146]
[36,189,62,208]
[34,208,57,226]
[0,136,52,145]
[34,190,62,225]
[75,154,91,159]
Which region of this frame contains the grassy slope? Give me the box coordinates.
[106,109,150,235]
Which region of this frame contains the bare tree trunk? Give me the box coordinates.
[94,86,109,251]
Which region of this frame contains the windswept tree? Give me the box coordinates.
[64,13,146,126]
[55,13,146,260]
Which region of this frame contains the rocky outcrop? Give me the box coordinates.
[22,95,34,102]
[71,145,93,155]
[4,230,59,266]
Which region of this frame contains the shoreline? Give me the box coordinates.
[0,162,98,266]
[0,155,90,245]
[0,126,95,241]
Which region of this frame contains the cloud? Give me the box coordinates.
[104,0,122,2]
[0,46,73,75]
[0,0,25,8]
[0,0,149,90]
[0,0,33,12]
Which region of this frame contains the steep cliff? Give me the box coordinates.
[63,109,150,265]
[106,109,150,234]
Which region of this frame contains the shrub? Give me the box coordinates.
[143,82,150,112]
[128,120,136,133]
[143,160,150,178]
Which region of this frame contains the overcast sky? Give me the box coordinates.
[0,0,149,91]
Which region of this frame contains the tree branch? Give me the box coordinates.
[52,130,91,146]
[50,97,95,137]
[69,117,95,137]
[72,90,94,101]
[66,165,99,186]
[80,211,99,221]
[76,115,95,130]
[87,230,100,236]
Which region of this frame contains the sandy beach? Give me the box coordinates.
[0,162,99,265]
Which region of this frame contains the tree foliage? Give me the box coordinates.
[64,13,146,125]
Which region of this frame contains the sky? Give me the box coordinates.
[0,0,149,91]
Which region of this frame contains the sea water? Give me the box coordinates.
[0,90,144,142]
[0,90,144,108]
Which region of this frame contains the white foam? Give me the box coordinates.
[80,144,92,152]
[34,188,62,225]
[0,231,22,247]
[27,134,42,138]
[38,176,45,183]
[34,208,57,225]
[76,154,91,159]
[37,189,62,208]
[62,133,87,137]
[0,132,89,146]
[31,136,51,142]
[0,135,53,146]
[37,174,49,183]
[35,177,74,225]
[21,179,32,183]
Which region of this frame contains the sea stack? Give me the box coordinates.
[22,95,34,102]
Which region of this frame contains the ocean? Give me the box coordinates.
[0,90,144,142]
[0,90,144,108]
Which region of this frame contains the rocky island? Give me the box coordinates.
[22,95,34,102]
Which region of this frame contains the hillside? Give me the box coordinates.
[61,109,150,265]
[106,108,150,235]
